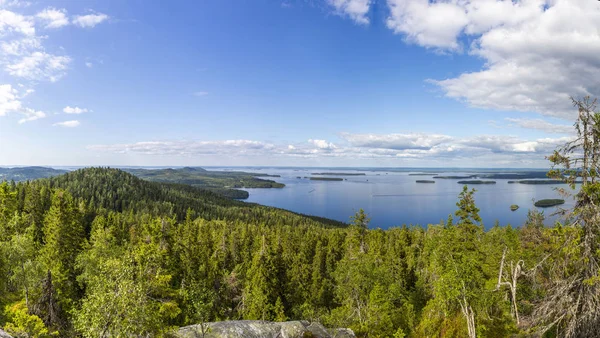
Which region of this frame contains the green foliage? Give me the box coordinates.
[124,166,284,199]
[0,167,578,337]
[3,301,52,338]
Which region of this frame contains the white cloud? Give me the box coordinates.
[385,0,600,118]
[505,118,573,134]
[386,0,468,50]
[0,84,45,123]
[1,36,41,56]
[17,107,44,123]
[5,51,71,82]
[0,9,34,35]
[89,132,573,166]
[53,120,80,127]
[72,13,108,28]
[340,132,453,150]
[85,61,93,68]
[308,139,337,150]
[89,140,275,156]
[63,106,88,114]
[0,84,21,116]
[193,91,208,96]
[328,0,371,25]
[36,7,68,29]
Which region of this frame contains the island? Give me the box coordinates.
[508,179,568,185]
[416,180,435,183]
[479,171,549,179]
[409,173,439,176]
[534,199,565,207]
[310,177,344,181]
[124,167,284,199]
[311,172,366,176]
[510,204,519,211]
[457,180,496,184]
[433,175,477,179]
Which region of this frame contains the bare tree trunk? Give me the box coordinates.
[460,295,476,338]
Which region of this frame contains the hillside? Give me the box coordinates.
[40,167,344,228]
[123,167,284,199]
[0,166,67,182]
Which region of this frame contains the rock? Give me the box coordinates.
[0,329,13,338]
[334,328,356,338]
[177,320,355,338]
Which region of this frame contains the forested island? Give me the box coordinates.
[433,175,477,179]
[508,179,567,185]
[310,177,344,181]
[534,198,565,207]
[415,180,435,183]
[457,180,496,184]
[124,167,284,199]
[311,173,366,176]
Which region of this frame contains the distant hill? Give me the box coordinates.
[0,166,67,182]
[39,167,345,227]
[123,167,284,199]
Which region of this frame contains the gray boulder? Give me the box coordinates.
[0,329,13,338]
[177,320,355,338]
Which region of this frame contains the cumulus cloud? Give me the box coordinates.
[53,120,80,127]
[0,9,34,35]
[505,118,573,134]
[17,107,44,123]
[308,139,337,150]
[0,83,45,123]
[72,13,108,28]
[340,132,453,150]
[193,91,208,97]
[5,51,70,81]
[63,106,88,114]
[89,132,573,166]
[36,7,68,29]
[385,0,600,118]
[89,140,276,156]
[0,83,21,116]
[328,0,371,25]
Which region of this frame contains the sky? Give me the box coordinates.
[0,0,597,168]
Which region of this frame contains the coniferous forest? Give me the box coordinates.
[1,98,600,337]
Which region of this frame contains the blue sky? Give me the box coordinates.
[1,0,595,167]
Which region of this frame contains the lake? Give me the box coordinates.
[212,167,577,229]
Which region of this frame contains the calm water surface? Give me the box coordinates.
[214,167,576,229]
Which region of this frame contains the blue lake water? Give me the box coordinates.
[214,167,577,229]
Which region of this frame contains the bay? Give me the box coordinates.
[210,167,577,229]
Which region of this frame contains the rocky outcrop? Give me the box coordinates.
[0,329,13,338]
[177,320,355,338]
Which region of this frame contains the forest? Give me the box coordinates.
[1,98,600,337]
[124,167,284,199]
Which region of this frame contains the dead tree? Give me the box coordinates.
[535,97,600,337]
